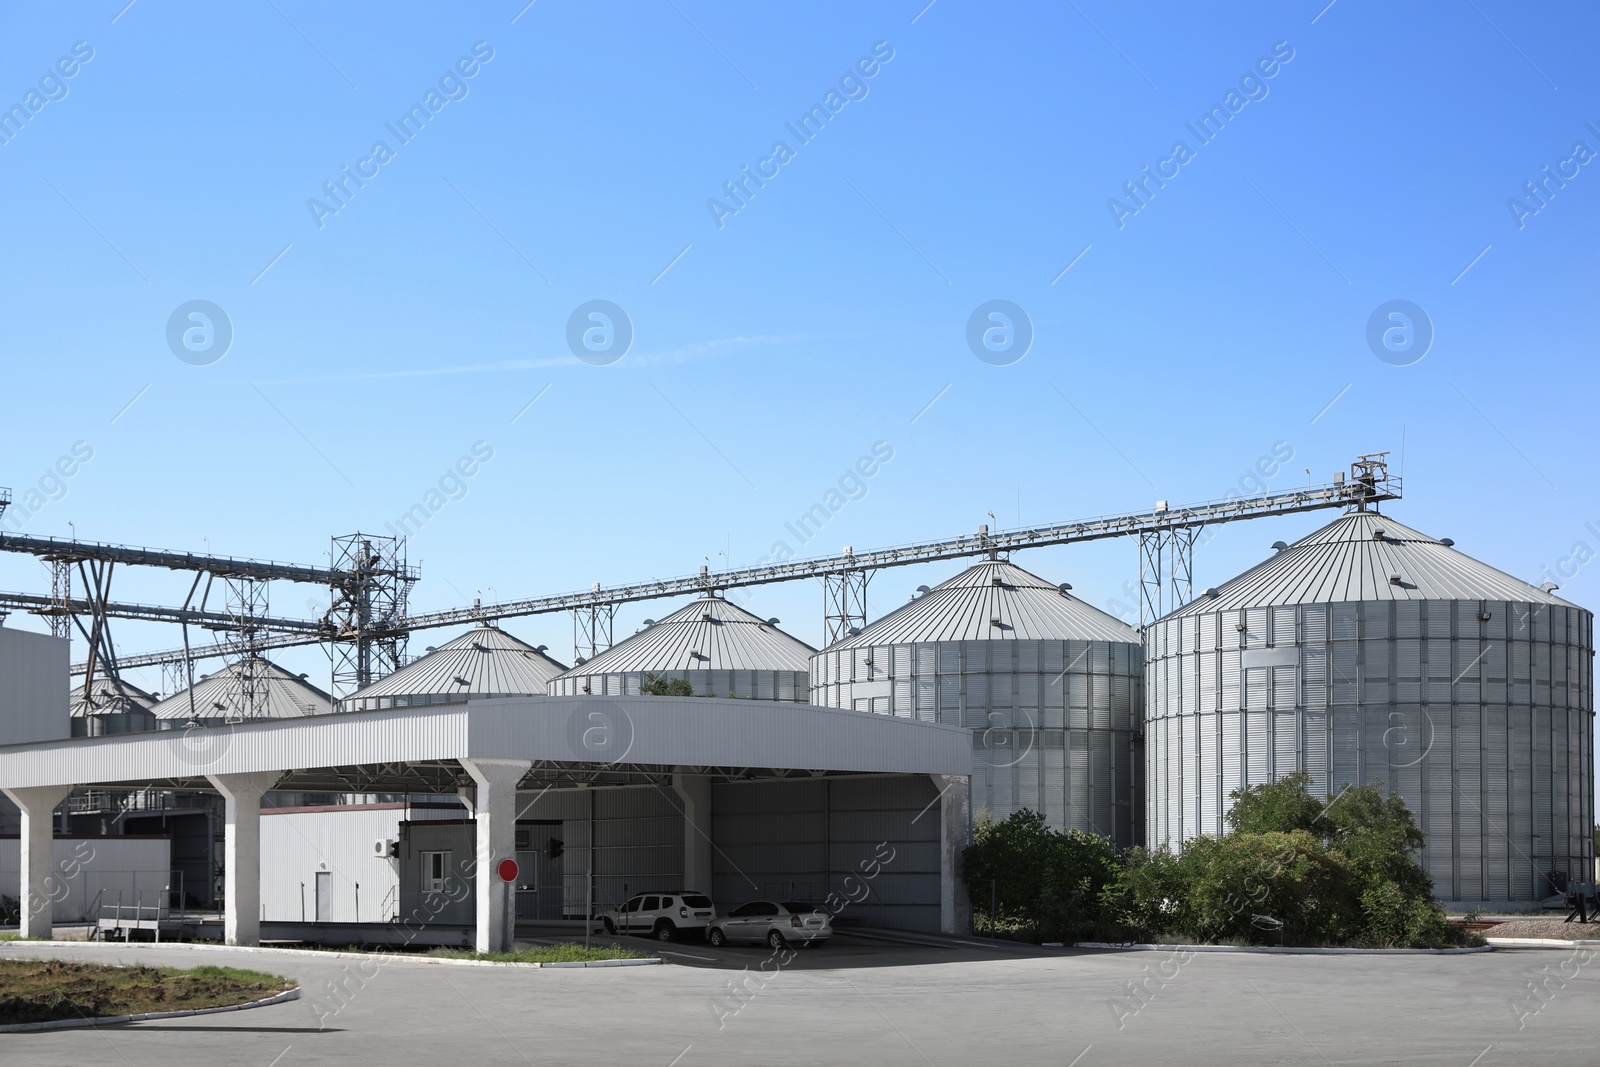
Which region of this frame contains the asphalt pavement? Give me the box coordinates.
[1,935,1593,1065]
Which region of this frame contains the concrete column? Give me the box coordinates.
[206,772,280,946]
[928,774,971,935]
[461,758,531,953]
[672,772,713,895]
[1,785,71,939]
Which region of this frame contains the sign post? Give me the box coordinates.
[498,858,519,953]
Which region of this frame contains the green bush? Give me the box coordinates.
[1174,830,1358,945]
[1097,846,1184,940]
[972,776,1477,949]
[639,673,694,696]
[962,810,1119,941]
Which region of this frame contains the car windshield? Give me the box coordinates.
[781,902,823,914]
[682,895,714,909]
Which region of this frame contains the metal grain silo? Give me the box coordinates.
[152,657,332,725]
[70,676,157,736]
[811,559,1144,847]
[548,594,815,699]
[340,624,567,711]
[1145,510,1595,906]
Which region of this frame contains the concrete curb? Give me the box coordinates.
[0,987,300,1033]
[0,940,661,969]
[1074,941,1492,955]
[1485,938,1600,949]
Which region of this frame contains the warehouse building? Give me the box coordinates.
[0,624,972,948]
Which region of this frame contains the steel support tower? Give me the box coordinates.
[327,534,417,694]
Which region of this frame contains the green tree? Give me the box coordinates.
[1098,846,1185,940]
[962,810,1119,941]
[639,673,694,696]
[1176,830,1358,945]
[1225,772,1330,837]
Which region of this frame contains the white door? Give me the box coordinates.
[315,871,332,921]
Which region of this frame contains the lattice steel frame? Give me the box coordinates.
[1139,526,1198,627]
[822,569,872,646]
[327,533,416,697]
[573,603,616,665]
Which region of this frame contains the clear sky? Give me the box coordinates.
[0,0,1595,727]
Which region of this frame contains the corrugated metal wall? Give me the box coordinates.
[548,670,808,701]
[1145,599,1596,904]
[515,785,684,916]
[811,639,1141,846]
[711,775,943,933]
[0,837,170,922]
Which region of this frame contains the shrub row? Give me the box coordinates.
[962,774,1477,949]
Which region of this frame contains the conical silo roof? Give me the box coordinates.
[555,594,815,679]
[152,657,332,721]
[826,559,1139,648]
[342,624,567,710]
[1168,510,1578,616]
[70,676,156,718]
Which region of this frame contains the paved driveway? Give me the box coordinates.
[2,939,1592,1065]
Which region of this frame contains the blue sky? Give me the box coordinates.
[0,0,1596,704]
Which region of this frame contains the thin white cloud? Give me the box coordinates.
[250,332,816,386]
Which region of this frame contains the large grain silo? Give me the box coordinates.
[548,594,815,699]
[71,676,157,736]
[340,624,567,712]
[152,657,332,726]
[811,559,1144,846]
[1145,509,1595,906]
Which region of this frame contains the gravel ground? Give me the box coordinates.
[1485,918,1600,939]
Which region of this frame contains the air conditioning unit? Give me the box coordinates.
[373,838,397,858]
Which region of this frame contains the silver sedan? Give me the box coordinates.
[707,900,832,949]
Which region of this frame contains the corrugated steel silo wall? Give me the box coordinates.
[516,785,684,913]
[810,640,1142,847]
[1145,599,1595,904]
[711,776,942,932]
[548,670,808,701]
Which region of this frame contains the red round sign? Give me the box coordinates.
[498,858,519,883]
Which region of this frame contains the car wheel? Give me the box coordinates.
[602,918,615,935]
[654,922,675,942]
[767,929,787,950]
[707,927,727,947]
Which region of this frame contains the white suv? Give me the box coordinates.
[599,892,717,941]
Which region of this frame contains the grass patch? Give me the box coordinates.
[0,959,294,1025]
[423,942,649,964]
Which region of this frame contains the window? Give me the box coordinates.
[421,851,451,894]
[623,897,643,913]
[682,895,714,909]
[730,901,779,917]
[640,896,661,911]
